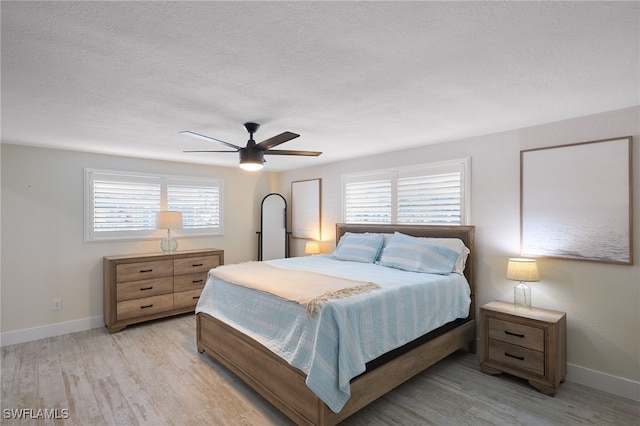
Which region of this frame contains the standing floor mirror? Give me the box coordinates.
[258,193,290,260]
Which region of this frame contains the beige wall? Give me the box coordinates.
[1,106,638,392]
[278,106,640,384]
[0,145,274,332]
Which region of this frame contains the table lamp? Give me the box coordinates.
[506,258,539,309]
[156,211,182,253]
[305,241,320,256]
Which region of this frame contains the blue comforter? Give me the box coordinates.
[196,255,470,412]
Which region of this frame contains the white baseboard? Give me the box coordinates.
[0,316,104,347]
[3,320,638,402]
[566,363,640,402]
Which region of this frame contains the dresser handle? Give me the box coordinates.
[192,296,200,300]
[505,352,524,361]
[505,330,525,338]
[192,263,204,267]
[140,304,153,309]
[140,269,153,273]
[192,279,203,284]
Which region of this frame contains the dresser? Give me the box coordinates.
[104,249,224,333]
[479,300,566,396]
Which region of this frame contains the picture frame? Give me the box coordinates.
[520,136,633,264]
[291,178,321,239]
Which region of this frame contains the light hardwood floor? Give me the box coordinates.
[2,314,638,425]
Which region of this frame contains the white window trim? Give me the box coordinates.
[84,168,224,243]
[342,158,471,225]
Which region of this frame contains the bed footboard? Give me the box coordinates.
[197,312,475,426]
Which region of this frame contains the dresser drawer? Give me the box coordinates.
[488,318,544,352]
[174,255,220,276]
[174,273,207,293]
[117,277,173,302]
[116,260,173,282]
[116,294,174,320]
[174,289,202,309]
[488,339,545,376]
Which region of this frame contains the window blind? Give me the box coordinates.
[342,158,470,226]
[85,169,224,242]
[168,184,221,229]
[92,180,161,232]
[344,179,392,224]
[397,172,461,224]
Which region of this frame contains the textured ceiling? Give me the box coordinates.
[2,1,639,171]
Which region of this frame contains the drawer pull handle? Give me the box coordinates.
[505,330,525,338]
[192,296,200,300]
[192,263,204,267]
[140,304,154,309]
[505,352,525,361]
[140,269,153,273]
[192,279,203,284]
[140,286,153,291]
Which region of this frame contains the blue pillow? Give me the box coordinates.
[378,232,460,274]
[329,233,385,263]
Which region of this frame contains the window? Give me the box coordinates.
[343,158,470,225]
[85,169,223,242]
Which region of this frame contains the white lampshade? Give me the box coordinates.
[156,211,182,230]
[506,258,540,282]
[305,241,320,255]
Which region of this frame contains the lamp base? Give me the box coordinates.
[160,229,178,253]
[514,282,531,309]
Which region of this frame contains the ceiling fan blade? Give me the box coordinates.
[255,131,300,150]
[183,150,238,153]
[263,149,322,156]
[180,131,242,150]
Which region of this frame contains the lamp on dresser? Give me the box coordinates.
[506,258,539,309]
[156,211,182,253]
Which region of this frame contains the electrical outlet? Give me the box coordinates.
[52,298,62,310]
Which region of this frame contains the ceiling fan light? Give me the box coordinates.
[239,148,264,171]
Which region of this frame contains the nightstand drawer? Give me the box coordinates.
[116,260,173,282]
[174,273,207,292]
[117,277,173,301]
[488,318,544,351]
[174,255,220,275]
[174,289,202,309]
[488,339,544,375]
[117,294,174,320]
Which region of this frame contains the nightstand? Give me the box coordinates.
[479,300,566,396]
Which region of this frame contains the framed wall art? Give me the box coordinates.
[291,178,321,239]
[521,136,633,264]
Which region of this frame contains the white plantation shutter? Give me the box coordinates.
[167,183,222,230]
[85,169,224,242]
[343,159,469,225]
[344,173,393,224]
[93,179,161,231]
[397,172,461,224]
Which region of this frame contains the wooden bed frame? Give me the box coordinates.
[197,223,476,425]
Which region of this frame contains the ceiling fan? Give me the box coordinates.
[181,122,322,171]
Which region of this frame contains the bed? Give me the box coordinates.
[196,223,476,425]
